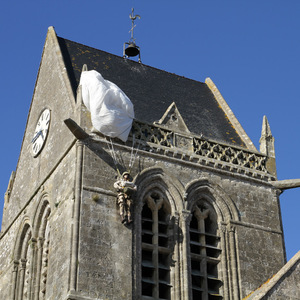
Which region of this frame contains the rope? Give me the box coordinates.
[105,137,121,177]
[104,127,140,176]
[129,133,135,169]
[129,134,141,173]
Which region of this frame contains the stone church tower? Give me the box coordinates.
[0,27,299,300]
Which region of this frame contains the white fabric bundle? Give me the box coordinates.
[80,70,134,142]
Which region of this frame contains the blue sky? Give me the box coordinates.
[0,1,299,261]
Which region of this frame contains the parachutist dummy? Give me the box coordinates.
[114,172,137,224]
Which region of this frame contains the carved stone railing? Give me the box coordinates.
[127,120,268,174]
[192,137,267,172]
[130,120,174,148]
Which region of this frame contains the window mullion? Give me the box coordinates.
[152,206,159,299]
[141,193,172,300]
[199,217,208,300]
[190,203,222,300]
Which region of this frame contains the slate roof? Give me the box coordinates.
[57,37,246,148]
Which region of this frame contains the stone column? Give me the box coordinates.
[70,140,84,292]
[172,213,181,300]
[220,224,230,300]
[11,260,19,300]
[180,210,192,300]
[33,237,43,300]
[228,224,240,300]
[17,259,27,300]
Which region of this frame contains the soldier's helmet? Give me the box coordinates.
[122,171,130,178]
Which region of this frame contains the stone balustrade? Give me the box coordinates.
[127,120,268,174]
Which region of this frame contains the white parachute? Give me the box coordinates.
[80,70,134,142]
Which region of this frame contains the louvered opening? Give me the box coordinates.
[189,203,222,299]
[141,194,172,300]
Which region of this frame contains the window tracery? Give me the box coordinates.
[13,223,33,300]
[189,201,222,300]
[141,191,173,300]
[12,199,52,300]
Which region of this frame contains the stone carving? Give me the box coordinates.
[156,102,190,133]
[129,120,268,174]
[114,172,137,224]
[193,138,267,172]
[23,244,32,300]
[40,224,50,299]
[131,121,173,148]
[175,134,193,151]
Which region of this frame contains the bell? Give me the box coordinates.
[125,43,140,57]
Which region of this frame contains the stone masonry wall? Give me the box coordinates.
[78,139,285,299]
[0,146,76,299]
[42,147,76,300]
[77,144,132,299]
[245,251,300,299]
[1,29,76,231]
[264,258,300,299]
[0,27,79,299]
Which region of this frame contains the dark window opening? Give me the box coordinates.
[141,194,172,299]
[142,205,153,221]
[189,202,222,299]
[142,250,153,263]
[190,214,198,230]
[142,281,154,297]
[192,289,202,299]
[142,231,153,244]
[159,282,171,299]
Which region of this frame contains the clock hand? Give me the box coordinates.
[32,130,42,143]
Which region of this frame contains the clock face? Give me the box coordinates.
[32,108,51,157]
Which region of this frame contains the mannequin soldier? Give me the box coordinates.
[114,172,137,224]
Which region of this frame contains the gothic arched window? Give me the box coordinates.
[141,191,173,300]
[189,200,222,300]
[13,223,33,300]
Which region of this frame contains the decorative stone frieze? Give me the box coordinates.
[127,120,270,179]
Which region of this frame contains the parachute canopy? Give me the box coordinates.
[80,70,134,142]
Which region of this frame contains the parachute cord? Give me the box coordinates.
[109,138,118,167]
[105,137,121,177]
[129,133,135,170]
[129,135,141,173]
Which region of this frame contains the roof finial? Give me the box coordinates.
[123,8,141,63]
[129,8,140,43]
[260,115,275,157]
[259,115,277,177]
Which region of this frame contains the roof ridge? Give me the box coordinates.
[57,36,206,85]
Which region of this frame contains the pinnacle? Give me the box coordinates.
[261,115,273,138]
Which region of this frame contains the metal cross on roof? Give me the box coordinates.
[129,8,141,43]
